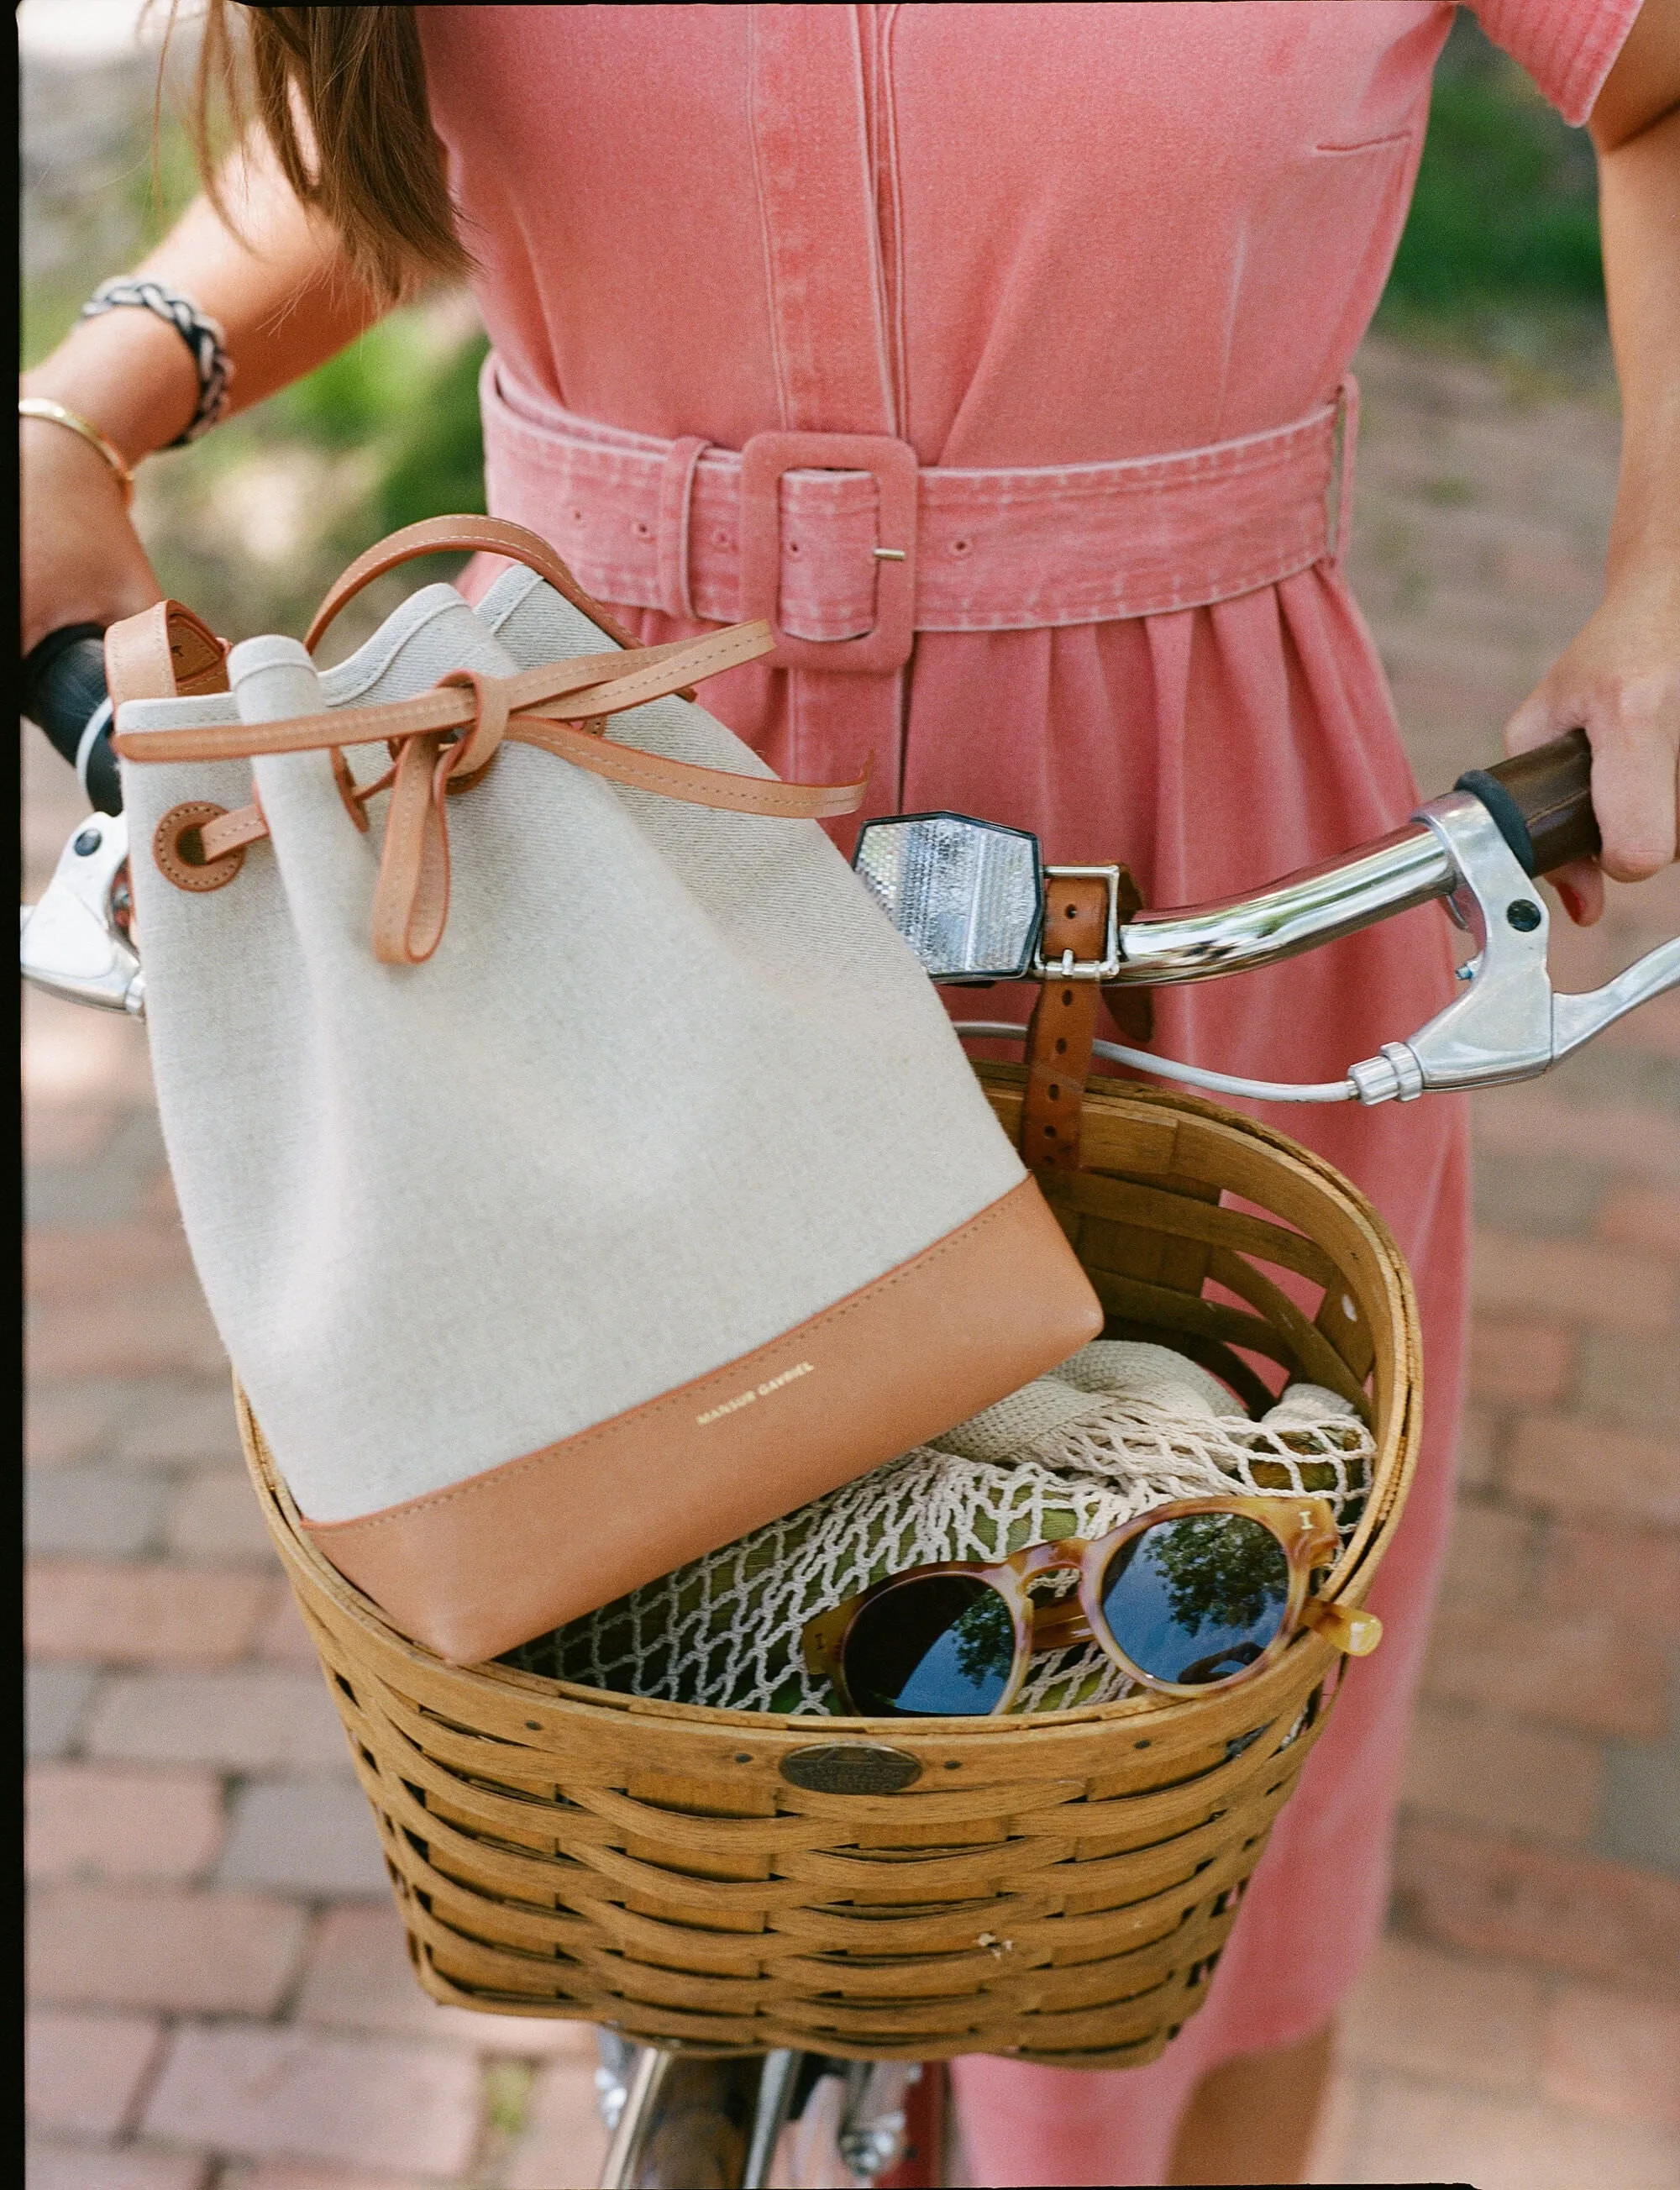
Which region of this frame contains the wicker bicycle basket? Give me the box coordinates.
[239,1066,1420,2069]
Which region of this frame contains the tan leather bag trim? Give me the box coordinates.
[303,513,691,685]
[105,599,229,712]
[299,1174,1104,1665]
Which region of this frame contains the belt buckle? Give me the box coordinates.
[738,430,918,675]
[1032,865,1124,980]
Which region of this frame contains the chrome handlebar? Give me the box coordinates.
[856,785,1679,1106]
[18,780,1680,1105]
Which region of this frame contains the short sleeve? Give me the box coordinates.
[1467,0,1645,124]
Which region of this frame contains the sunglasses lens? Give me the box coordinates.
[842,1576,1017,1716]
[1100,1513,1291,1688]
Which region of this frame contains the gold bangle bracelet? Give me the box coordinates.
[19,397,136,507]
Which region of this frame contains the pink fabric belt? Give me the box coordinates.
[480,354,1357,675]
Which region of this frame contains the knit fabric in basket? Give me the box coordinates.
[506,1342,1374,1715]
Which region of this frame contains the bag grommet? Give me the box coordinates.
[154,801,247,891]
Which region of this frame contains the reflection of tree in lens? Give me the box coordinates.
[953,1588,1016,1688]
[1139,1515,1288,1638]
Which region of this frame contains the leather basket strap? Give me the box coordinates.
[1020,877,1110,1169]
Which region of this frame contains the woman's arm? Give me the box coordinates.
[21,139,385,651]
[1504,0,1680,922]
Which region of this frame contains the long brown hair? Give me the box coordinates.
[181,3,469,303]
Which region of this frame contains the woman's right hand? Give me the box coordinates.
[21,409,166,659]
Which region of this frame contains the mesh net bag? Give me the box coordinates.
[507,1342,1374,1715]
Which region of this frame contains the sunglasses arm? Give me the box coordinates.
[1302,1599,1383,1657]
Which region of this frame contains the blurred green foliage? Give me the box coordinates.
[1377,14,1604,348]
[268,315,490,537]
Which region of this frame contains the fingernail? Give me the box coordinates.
[1557,882,1585,923]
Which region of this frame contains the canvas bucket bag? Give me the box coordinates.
[107,517,1102,1664]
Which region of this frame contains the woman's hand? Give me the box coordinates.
[1504,559,1680,924]
[1538,0,1680,926]
[21,139,385,662]
[21,412,166,657]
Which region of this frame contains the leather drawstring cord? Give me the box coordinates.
[117,617,868,964]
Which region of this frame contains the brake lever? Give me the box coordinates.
[1347,791,1679,1103]
[20,811,146,1017]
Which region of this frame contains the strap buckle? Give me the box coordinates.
[1032,864,1125,981]
[738,431,919,674]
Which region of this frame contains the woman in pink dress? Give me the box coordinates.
[24,6,1680,2181]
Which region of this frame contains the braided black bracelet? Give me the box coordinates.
[81,277,235,445]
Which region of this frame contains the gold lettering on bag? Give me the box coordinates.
[696,1360,815,1426]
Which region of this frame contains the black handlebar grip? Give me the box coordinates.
[21,623,122,816]
[1456,727,1599,879]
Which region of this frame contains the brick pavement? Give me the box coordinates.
[23,333,1680,2187]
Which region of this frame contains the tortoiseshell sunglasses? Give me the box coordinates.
[802,1495,1382,1718]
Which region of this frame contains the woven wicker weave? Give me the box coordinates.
[239,1068,1420,2068]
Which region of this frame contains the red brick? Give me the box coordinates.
[1400,1704,1603,1841]
[28,1765,224,1883]
[1578,1326,1680,1442]
[27,1223,197,1300]
[28,1886,308,2015]
[1598,1186,1680,1257]
[1539,1519,1680,1635]
[26,1562,277,1666]
[85,1670,350,1774]
[229,2167,438,2190]
[24,1105,129,1168]
[295,1904,600,2055]
[257,1588,327,1668]
[1508,1416,1680,1531]
[1467,1318,1576,1406]
[1394,1820,1680,1995]
[1338,1935,1544,2092]
[25,2145,211,2190]
[24,986,156,1107]
[1302,2067,1358,2188]
[1471,1234,1674,1332]
[165,1473,281,1567]
[1440,1501,1536,1611]
[1472,1091,1680,1184]
[1457,1404,1499,1493]
[141,2025,480,2176]
[116,1384,245,1470]
[1543,1984,1680,2129]
[27,1293,228,1381]
[1599,990,1680,1060]
[27,2009,164,2136]
[26,1387,123,1470]
[1424,1604,1668,1740]
[507,2056,612,2190]
[1357,2077,1679,2190]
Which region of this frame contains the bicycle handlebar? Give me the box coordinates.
[22,623,122,815]
[18,617,1673,1101]
[1457,727,1599,877]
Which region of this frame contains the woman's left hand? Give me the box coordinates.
[1537,0,1680,927]
[1504,559,1680,925]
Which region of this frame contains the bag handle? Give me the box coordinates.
[304,512,648,661]
[113,517,868,964]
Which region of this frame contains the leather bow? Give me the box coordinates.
[116,617,867,964]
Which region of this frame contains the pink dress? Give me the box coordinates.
[419,7,1637,2180]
